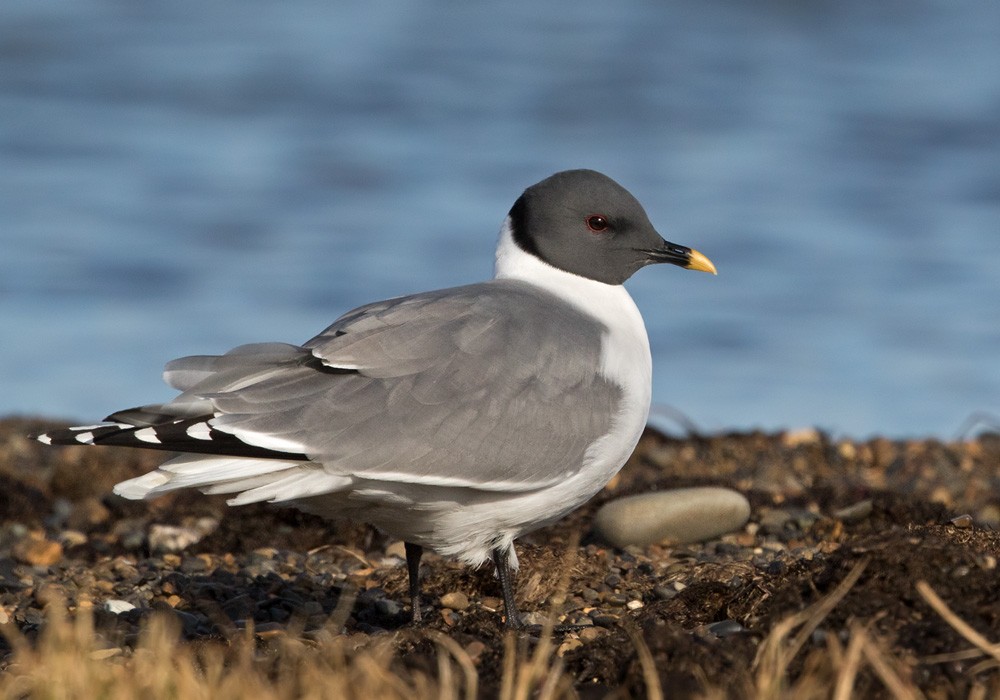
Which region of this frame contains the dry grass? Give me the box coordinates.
[0,600,573,700]
[748,563,1000,700]
[2,573,999,700]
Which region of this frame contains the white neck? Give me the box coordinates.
[493,216,652,391]
[494,217,623,315]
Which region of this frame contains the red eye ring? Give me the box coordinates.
[586,214,609,232]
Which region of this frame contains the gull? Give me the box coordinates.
[34,169,716,629]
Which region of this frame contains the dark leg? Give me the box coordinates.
[404,541,424,623]
[492,546,524,630]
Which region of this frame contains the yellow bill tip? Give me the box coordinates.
[685,248,717,275]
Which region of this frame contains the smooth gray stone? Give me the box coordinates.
[593,487,751,547]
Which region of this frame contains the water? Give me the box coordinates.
[2,0,998,439]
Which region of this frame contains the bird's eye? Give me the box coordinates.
[586,215,609,233]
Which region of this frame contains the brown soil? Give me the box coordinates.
[1,417,999,697]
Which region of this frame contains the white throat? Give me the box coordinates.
[495,217,623,314]
[493,217,653,397]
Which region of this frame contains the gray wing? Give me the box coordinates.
[164,280,621,491]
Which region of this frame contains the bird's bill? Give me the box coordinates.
[641,241,718,275]
[684,248,717,275]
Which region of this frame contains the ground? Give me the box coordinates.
[0,416,998,697]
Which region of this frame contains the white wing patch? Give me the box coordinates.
[185,421,213,440]
[134,428,161,444]
[212,425,307,454]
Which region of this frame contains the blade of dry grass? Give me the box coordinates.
[858,628,924,700]
[623,621,664,700]
[753,558,869,697]
[915,580,1000,666]
[832,622,867,700]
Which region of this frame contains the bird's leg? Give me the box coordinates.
[404,541,424,623]
[492,546,524,630]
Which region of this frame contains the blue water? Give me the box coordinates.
[2,0,998,439]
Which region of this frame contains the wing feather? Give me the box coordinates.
[114,280,621,500]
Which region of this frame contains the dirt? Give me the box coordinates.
[1,416,999,697]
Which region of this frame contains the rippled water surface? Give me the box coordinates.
[3,0,998,438]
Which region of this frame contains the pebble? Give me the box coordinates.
[758,508,793,535]
[593,487,751,547]
[12,536,63,567]
[375,599,402,617]
[58,530,89,548]
[148,518,219,553]
[653,585,677,601]
[464,641,486,663]
[384,541,408,560]
[782,428,821,447]
[950,514,973,528]
[707,619,747,638]
[591,614,620,628]
[104,600,136,614]
[439,591,470,611]
[833,499,873,523]
[557,638,583,656]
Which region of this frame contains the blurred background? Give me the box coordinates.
[2,0,998,439]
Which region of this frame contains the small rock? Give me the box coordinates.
[104,600,136,614]
[57,530,88,548]
[833,499,873,523]
[557,638,583,656]
[652,585,677,601]
[464,640,486,663]
[591,614,620,627]
[440,610,459,627]
[480,596,502,611]
[758,508,793,535]
[439,591,470,611]
[384,541,408,559]
[707,620,747,638]
[520,612,550,627]
[782,428,821,447]
[950,514,974,528]
[179,556,208,574]
[148,519,219,553]
[12,536,63,567]
[375,599,402,617]
[626,600,644,611]
[593,487,751,547]
[837,441,857,460]
[579,627,604,642]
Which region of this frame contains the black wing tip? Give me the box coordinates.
[34,417,309,461]
[31,423,133,446]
